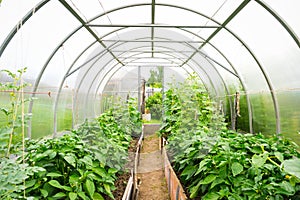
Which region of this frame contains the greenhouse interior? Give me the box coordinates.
[0,0,300,199]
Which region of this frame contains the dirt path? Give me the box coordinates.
[137,128,169,200]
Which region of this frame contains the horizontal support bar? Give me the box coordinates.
[123,61,181,64]
[88,24,220,28]
[123,64,181,67]
[117,56,188,59]
[101,39,204,43]
[111,50,196,53]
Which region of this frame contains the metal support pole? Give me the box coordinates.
[138,66,141,113]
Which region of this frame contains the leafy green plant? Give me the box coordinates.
[172,131,300,199]
[158,88,181,138]
[145,91,162,120]
[0,157,44,199]
[24,133,118,199]
[161,74,300,199]
[19,98,141,200]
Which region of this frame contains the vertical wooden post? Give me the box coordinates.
[141,79,146,114]
[233,92,240,131]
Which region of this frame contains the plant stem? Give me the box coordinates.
[267,157,281,169]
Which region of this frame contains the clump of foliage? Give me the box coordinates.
[145,91,162,120]
[0,70,142,200]
[158,88,181,138]
[160,74,300,199]
[21,98,142,199]
[24,132,119,199]
[173,131,300,199]
[0,157,44,199]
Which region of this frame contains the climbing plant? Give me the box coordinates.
[0,68,44,199]
[0,68,31,157]
[160,74,300,199]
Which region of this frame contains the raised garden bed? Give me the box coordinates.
[162,138,188,200]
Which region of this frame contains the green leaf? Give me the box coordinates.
[47,179,70,192]
[93,167,107,177]
[231,162,243,177]
[68,192,77,200]
[62,186,72,191]
[43,182,56,196]
[275,152,284,163]
[195,159,209,175]
[0,108,10,116]
[48,180,63,189]
[108,168,118,174]
[181,165,197,180]
[104,183,114,198]
[104,183,111,194]
[78,192,89,200]
[250,146,263,154]
[252,154,267,168]
[93,192,105,200]
[40,189,48,198]
[85,179,95,198]
[25,180,36,188]
[275,181,295,195]
[202,192,220,200]
[80,155,93,167]
[64,155,76,167]
[210,178,224,189]
[69,173,80,184]
[52,192,67,198]
[200,174,217,185]
[46,172,63,177]
[283,158,300,179]
[190,181,202,199]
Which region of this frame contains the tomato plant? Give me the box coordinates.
[161,75,300,200]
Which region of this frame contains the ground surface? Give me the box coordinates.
[137,131,170,200]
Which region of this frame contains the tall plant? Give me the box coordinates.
[0,68,30,157]
[0,68,44,199]
[160,74,300,199]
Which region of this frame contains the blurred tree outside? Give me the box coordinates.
[145,67,163,120]
[147,66,163,88]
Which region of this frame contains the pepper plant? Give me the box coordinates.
[24,133,119,200]
[20,97,141,199]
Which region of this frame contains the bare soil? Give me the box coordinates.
[105,138,138,200]
[110,172,131,200]
[137,133,170,200]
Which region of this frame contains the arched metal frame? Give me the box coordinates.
[90,46,233,123]
[91,45,218,103]
[48,2,275,134]
[0,0,298,136]
[55,33,233,135]
[76,43,219,123]
[53,20,244,134]
[54,4,255,134]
